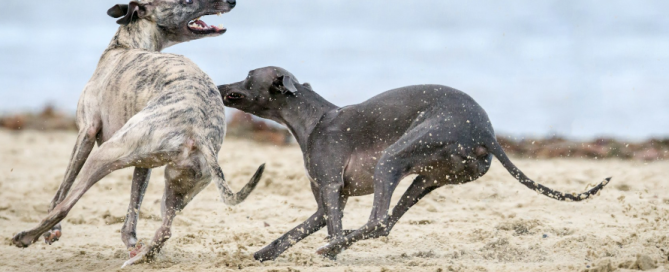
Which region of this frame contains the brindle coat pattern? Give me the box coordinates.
[11,0,264,267]
[218,67,611,261]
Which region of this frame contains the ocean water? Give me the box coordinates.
[0,0,667,140]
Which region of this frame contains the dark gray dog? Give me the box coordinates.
[12,0,265,267]
[218,66,611,261]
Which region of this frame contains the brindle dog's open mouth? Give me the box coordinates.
[187,12,228,35]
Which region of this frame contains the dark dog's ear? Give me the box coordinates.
[109,1,147,25]
[271,75,298,94]
[302,82,313,90]
[107,4,128,18]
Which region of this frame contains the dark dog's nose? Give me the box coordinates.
[226,0,236,8]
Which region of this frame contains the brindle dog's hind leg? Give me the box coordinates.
[43,125,100,244]
[13,137,133,248]
[122,151,211,267]
[122,167,152,257]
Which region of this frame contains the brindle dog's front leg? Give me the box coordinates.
[121,167,151,256]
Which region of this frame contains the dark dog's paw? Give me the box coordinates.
[324,230,355,241]
[12,231,32,248]
[316,243,340,260]
[254,248,277,262]
[365,228,390,239]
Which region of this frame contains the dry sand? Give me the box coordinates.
[0,130,668,272]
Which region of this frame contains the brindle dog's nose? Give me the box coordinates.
[226,0,236,8]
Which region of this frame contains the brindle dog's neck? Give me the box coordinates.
[276,90,338,151]
[108,20,168,52]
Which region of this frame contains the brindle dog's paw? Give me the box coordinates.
[43,230,61,245]
[122,246,151,268]
[12,231,32,248]
[128,241,144,258]
[42,225,62,245]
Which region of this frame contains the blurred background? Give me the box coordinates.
[0,0,667,141]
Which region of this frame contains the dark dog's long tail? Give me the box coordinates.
[485,137,611,202]
[210,161,265,206]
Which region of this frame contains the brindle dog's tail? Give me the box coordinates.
[485,137,611,202]
[209,160,265,206]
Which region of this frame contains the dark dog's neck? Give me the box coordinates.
[108,20,167,52]
[276,89,338,151]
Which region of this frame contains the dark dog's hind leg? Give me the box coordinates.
[317,129,462,258]
[122,167,152,256]
[336,176,441,239]
[374,175,438,237]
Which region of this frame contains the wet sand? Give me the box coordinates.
[0,130,667,271]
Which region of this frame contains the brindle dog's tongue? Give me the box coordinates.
[195,20,208,28]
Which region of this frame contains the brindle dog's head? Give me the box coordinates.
[218,67,313,120]
[108,0,235,45]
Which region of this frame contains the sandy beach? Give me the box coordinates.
[0,130,667,272]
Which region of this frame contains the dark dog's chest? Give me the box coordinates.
[341,152,381,196]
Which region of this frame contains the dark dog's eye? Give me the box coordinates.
[227,93,244,100]
[184,0,193,4]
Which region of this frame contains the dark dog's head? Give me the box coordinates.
[218,67,312,119]
[107,0,235,45]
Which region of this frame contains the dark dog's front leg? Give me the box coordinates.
[254,210,326,262]
[317,183,348,260]
[322,184,345,239]
[317,148,411,259]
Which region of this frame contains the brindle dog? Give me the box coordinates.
[11,0,265,267]
[218,66,611,261]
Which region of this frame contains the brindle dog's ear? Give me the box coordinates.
[110,1,147,25]
[107,4,128,18]
[272,75,298,94]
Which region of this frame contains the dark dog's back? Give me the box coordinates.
[329,84,495,151]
